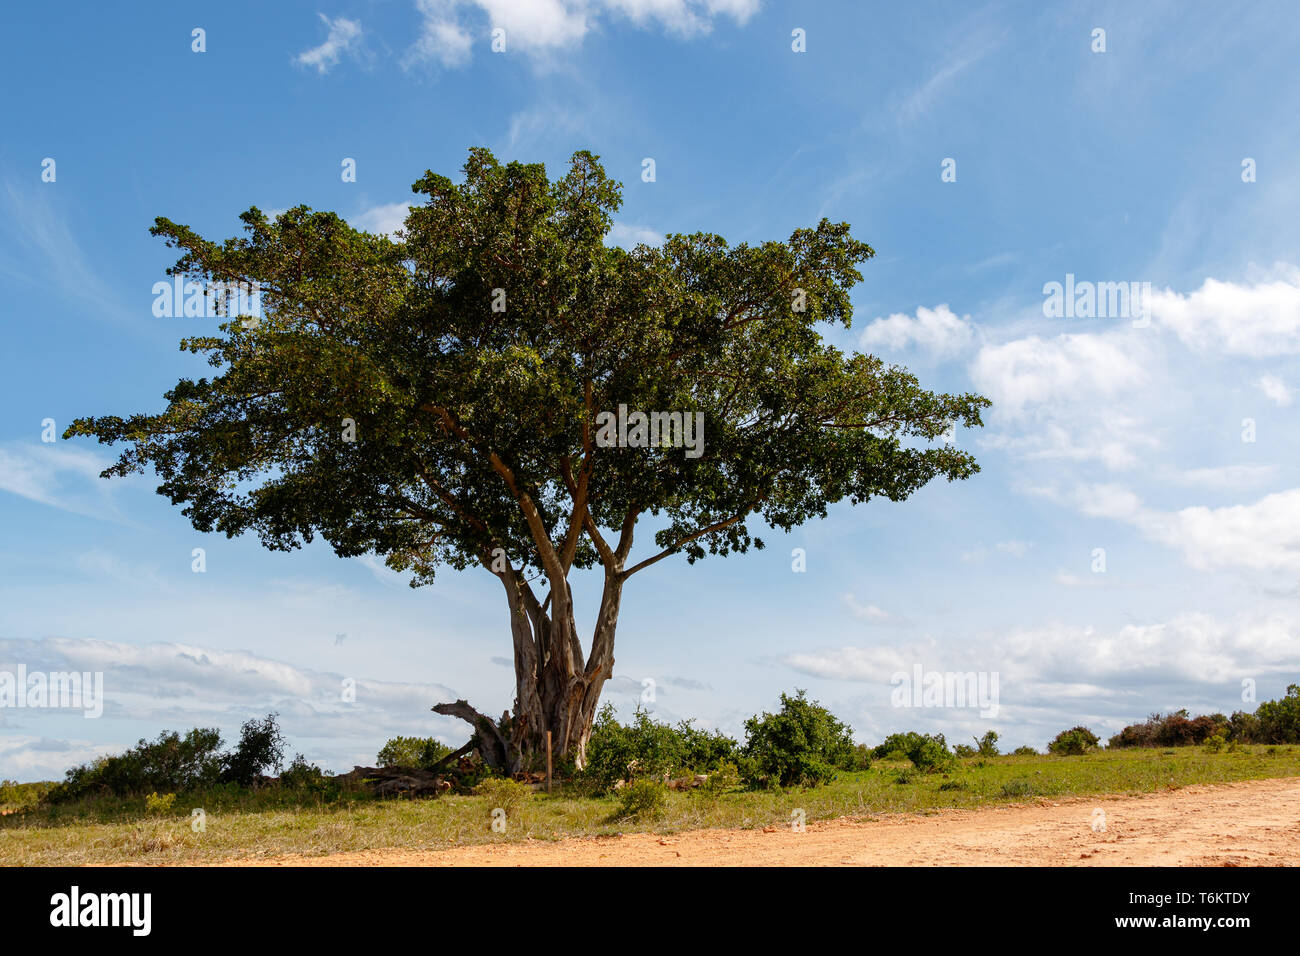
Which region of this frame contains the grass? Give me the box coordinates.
[1,745,1297,865]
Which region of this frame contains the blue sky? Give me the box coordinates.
[3,1,1300,780]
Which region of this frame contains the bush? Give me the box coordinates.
[1203,734,1226,753]
[221,714,286,787]
[50,726,225,803]
[740,690,856,788]
[612,779,667,820]
[1000,779,1037,798]
[873,732,928,762]
[280,754,328,790]
[144,791,176,814]
[582,705,738,794]
[0,779,56,810]
[954,744,976,758]
[975,731,1000,756]
[1256,684,1300,744]
[1047,726,1099,756]
[376,736,454,770]
[1011,746,1038,756]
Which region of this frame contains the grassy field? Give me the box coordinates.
[2,745,1297,865]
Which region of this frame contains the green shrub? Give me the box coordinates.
[1000,779,1037,798]
[1202,734,1226,753]
[873,732,928,761]
[1047,726,1099,756]
[975,731,1000,756]
[1011,745,1038,756]
[376,736,453,770]
[582,705,738,794]
[740,690,855,788]
[144,791,176,814]
[50,726,225,803]
[612,779,667,820]
[280,754,328,790]
[221,714,286,787]
[0,779,56,810]
[954,744,976,758]
[1256,684,1300,744]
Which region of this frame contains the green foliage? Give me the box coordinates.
[1255,684,1300,744]
[611,779,667,820]
[739,690,856,788]
[954,744,976,758]
[582,704,738,794]
[1048,726,1100,756]
[1203,734,1226,753]
[65,147,990,761]
[49,714,290,803]
[0,780,56,810]
[872,731,954,771]
[221,714,286,787]
[872,732,926,761]
[377,736,453,770]
[51,726,225,803]
[1011,746,1038,756]
[280,755,328,791]
[975,731,999,756]
[144,792,176,814]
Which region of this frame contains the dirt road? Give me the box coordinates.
[217,776,1300,867]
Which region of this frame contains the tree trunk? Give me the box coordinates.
[435,566,622,775]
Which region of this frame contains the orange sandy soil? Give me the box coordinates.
[209,776,1300,867]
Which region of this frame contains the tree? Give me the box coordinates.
[67,148,990,772]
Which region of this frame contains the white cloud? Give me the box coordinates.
[1142,488,1300,575]
[606,221,663,248]
[1170,464,1278,490]
[349,202,412,237]
[1046,482,1300,577]
[1151,267,1300,357]
[970,332,1148,417]
[1258,373,1293,406]
[0,442,117,517]
[403,0,756,67]
[294,14,364,74]
[859,304,974,358]
[842,594,894,623]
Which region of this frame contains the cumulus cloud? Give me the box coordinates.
[1042,483,1300,576]
[1151,267,1300,357]
[970,332,1148,417]
[859,304,974,358]
[294,14,364,74]
[349,202,412,238]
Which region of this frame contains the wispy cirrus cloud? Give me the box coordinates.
[294,14,365,74]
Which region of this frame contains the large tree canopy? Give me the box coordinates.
[68,148,990,770]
